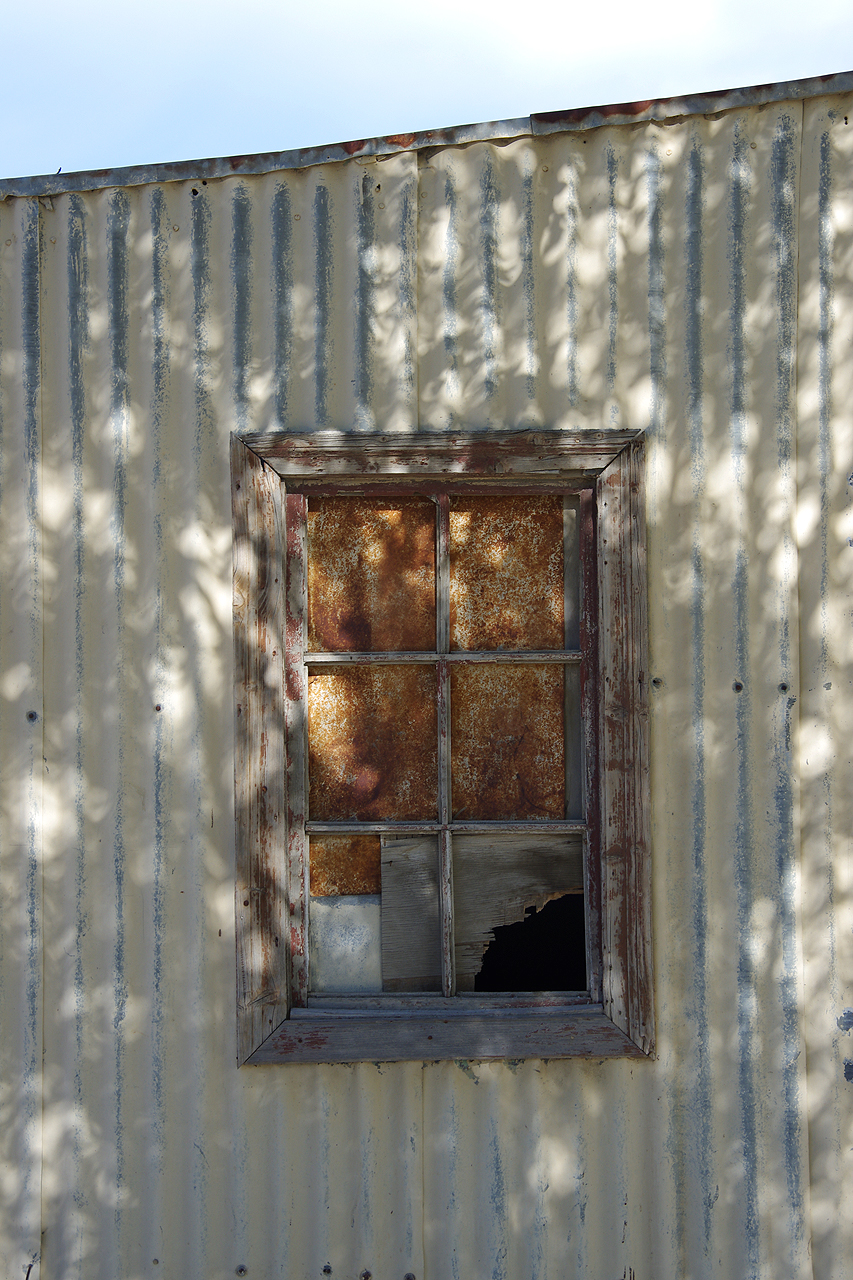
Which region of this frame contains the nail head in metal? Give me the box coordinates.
[26,710,38,722]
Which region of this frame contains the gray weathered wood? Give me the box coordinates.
[231,436,289,1065]
[597,439,653,1054]
[439,827,455,997]
[247,1006,645,1063]
[305,993,594,1012]
[380,836,442,991]
[305,820,587,834]
[243,429,642,480]
[302,649,582,664]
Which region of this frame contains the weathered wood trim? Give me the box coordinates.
[244,429,641,479]
[304,820,588,834]
[246,1006,645,1064]
[439,827,454,997]
[307,993,595,1011]
[303,650,582,665]
[234,429,652,1063]
[596,440,653,1055]
[231,437,289,1065]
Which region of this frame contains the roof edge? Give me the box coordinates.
[3,69,852,201]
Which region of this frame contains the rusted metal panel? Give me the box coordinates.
[308,665,438,820]
[449,494,564,650]
[307,496,436,651]
[450,663,565,819]
[308,833,381,896]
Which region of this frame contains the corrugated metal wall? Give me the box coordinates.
[1,89,852,1280]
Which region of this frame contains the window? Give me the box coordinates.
[231,431,652,1064]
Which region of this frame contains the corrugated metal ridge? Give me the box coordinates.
[6,68,850,199]
[2,69,852,200]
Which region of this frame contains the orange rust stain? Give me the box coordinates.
[309,833,381,896]
[449,496,564,650]
[307,497,436,652]
[451,664,565,819]
[308,665,438,820]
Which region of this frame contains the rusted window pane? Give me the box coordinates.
[451,664,565,819]
[308,665,438,820]
[449,496,564,650]
[309,834,381,896]
[307,497,436,651]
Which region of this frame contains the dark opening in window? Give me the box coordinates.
[474,894,587,992]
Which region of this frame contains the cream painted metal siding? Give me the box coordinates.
[0,90,851,1280]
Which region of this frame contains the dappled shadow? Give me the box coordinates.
[0,95,850,1280]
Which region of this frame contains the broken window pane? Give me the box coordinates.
[449,495,564,650]
[475,895,587,993]
[452,833,584,991]
[308,665,438,821]
[450,664,566,820]
[307,497,436,651]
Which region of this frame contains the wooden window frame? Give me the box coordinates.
[231,430,652,1065]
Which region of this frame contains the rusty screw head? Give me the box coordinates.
[360,1272,372,1280]
[322,1269,332,1276]
[236,1268,247,1277]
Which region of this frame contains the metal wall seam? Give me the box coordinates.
[797,93,853,1280]
[0,194,44,1279]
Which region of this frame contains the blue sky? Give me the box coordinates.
[5,0,852,180]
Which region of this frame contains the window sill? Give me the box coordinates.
[245,1003,648,1064]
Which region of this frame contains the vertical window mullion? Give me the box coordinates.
[564,496,583,820]
[436,494,454,994]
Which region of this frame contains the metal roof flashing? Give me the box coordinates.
[2,69,852,200]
